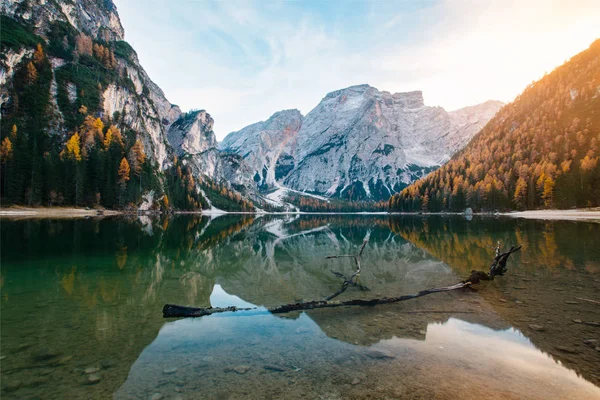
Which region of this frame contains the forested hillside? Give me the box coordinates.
[0,13,202,210]
[390,39,600,212]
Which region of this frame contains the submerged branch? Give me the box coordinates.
[163,242,521,319]
[324,238,368,301]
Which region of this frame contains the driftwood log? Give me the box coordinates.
[163,241,521,319]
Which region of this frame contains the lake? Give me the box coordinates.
[1,214,599,399]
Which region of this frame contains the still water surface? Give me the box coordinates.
[1,214,599,399]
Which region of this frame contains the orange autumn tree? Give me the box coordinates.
[26,62,38,84]
[1,137,13,162]
[390,39,600,212]
[33,43,45,64]
[128,139,146,177]
[118,158,130,186]
[60,133,82,162]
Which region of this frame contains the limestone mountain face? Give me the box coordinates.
[166,110,255,189]
[219,109,303,189]
[221,85,503,201]
[1,0,182,168]
[1,0,125,41]
[168,110,218,156]
[446,100,505,155]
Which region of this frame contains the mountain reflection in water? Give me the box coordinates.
[1,214,599,399]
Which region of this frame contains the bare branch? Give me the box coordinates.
[163,243,522,319]
[323,239,368,301]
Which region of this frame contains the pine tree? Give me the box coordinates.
[109,51,116,69]
[421,194,429,212]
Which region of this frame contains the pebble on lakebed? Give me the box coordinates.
[87,374,101,384]
[84,366,100,374]
[365,350,395,359]
[528,324,546,332]
[227,365,251,374]
[263,364,286,372]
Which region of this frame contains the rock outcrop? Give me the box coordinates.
[1,0,182,168]
[167,110,255,190]
[219,109,302,189]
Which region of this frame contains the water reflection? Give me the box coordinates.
[1,214,599,399]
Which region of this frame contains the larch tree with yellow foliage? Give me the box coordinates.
[117,157,130,207]
[128,139,146,195]
[33,43,44,64]
[61,133,82,162]
[1,137,14,194]
[26,61,38,85]
[118,158,130,186]
[1,137,13,163]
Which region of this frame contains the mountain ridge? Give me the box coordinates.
[220,84,503,201]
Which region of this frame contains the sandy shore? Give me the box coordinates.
[2,206,600,222]
[502,209,600,222]
[0,206,121,219]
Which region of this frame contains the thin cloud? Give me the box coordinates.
[114,0,600,139]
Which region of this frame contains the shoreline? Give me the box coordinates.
[500,209,600,222]
[0,206,122,219]
[1,206,600,222]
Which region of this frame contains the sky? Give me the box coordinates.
[113,0,600,140]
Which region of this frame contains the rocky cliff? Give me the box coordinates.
[2,0,186,168]
[221,85,503,201]
[219,109,303,190]
[1,0,248,210]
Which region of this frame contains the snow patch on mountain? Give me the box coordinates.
[220,84,503,201]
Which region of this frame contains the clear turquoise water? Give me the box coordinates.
[1,214,599,399]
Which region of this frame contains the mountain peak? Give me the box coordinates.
[323,84,373,100]
[269,109,303,121]
[168,110,217,156]
[322,85,425,109]
[2,0,125,41]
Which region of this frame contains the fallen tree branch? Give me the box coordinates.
[324,238,368,301]
[575,297,600,305]
[163,242,521,319]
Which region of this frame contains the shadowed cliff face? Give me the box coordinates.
[1,215,599,399]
